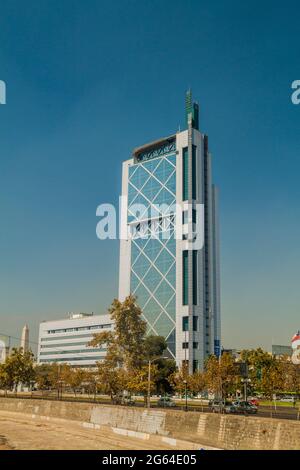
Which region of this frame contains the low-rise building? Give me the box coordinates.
[272,344,292,358]
[37,312,112,367]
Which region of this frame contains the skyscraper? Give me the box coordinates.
[119,91,220,371]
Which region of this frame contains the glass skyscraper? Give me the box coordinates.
[119,91,220,371]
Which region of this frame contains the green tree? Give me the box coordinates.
[90,297,172,404]
[154,358,176,396]
[239,348,274,391]
[0,363,12,394]
[144,335,167,360]
[3,348,35,391]
[89,295,147,370]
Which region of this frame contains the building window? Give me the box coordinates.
[182,211,188,224]
[193,342,198,349]
[182,316,189,332]
[193,316,198,332]
[183,251,188,305]
[192,250,198,305]
[193,360,199,372]
[182,147,188,201]
[192,208,197,224]
[192,145,197,199]
[182,342,189,349]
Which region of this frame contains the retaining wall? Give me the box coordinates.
[0,398,299,450]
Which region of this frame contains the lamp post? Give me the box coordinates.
[241,378,251,402]
[183,380,188,411]
[147,359,151,409]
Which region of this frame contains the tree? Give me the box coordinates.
[239,348,274,391]
[89,295,147,370]
[143,335,173,398]
[126,364,158,405]
[35,364,53,390]
[63,367,87,396]
[189,370,206,397]
[95,362,127,401]
[154,358,176,396]
[90,297,173,405]
[44,363,71,398]
[284,361,300,396]
[2,348,35,391]
[168,363,190,396]
[144,336,167,360]
[260,358,285,401]
[0,364,12,395]
[205,353,236,399]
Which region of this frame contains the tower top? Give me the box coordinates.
[185,89,199,130]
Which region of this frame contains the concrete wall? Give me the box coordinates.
[0,398,299,450]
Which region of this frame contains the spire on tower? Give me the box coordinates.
[185,89,199,130]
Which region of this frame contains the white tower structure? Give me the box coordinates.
[20,324,29,353]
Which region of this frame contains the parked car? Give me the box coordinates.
[121,396,135,406]
[280,396,294,403]
[248,398,259,407]
[233,401,258,414]
[157,397,176,408]
[112,395,135,406]
[210,400,237,414]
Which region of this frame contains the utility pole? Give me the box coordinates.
[147,359,151,409]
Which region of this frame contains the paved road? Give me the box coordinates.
[0,410,212,450]
[2,394,299,421]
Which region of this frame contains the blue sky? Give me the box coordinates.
[0,0,299,352]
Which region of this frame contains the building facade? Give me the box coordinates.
[272,344,292,358]
[37,313,112,367]
[119,91,220,372]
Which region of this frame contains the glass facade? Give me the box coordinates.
[182,147,188,201]
[182,250,188,305]
[128,153,177,358]
[192,145,197,199]
[193,250,198,305]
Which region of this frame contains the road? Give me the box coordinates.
[2,394,299,421]
[0,410,213,450]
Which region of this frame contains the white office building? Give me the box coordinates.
[37,312,112,367]
[119,91,221,372]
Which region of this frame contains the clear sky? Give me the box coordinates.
[0,0,299,352]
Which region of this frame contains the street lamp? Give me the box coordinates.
[183,380,188,412]
[147,356,168,409]
[241,378,251,402]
